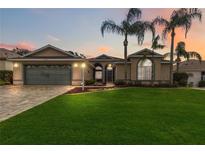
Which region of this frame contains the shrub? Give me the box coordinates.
[173,72,188,87]
[85,79,96,86]
[0,80,6,86]
[114,79,126,86]
[0,71,13,84]
[198,80,205,87]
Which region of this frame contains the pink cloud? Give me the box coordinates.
[97,46,111,53]
[0,42,35,50]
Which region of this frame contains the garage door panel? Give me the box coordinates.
[25,65,71,85]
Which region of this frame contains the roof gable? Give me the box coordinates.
[89,54,123,62]
[24,44,79,58]
[95,54,115,59]
[128,48,163,58]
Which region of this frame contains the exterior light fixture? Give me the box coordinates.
[81,63,86,68]
[73,63,78,67]
[107,64,112,70]
[14,63,19,68]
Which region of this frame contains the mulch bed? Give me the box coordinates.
[67,86,115,94]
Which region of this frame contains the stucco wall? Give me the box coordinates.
[186,71,201,86]
[0,60,13,71]
[0,60,5,70]
[160,63,170,80]
[13,62,23,84]
[115,64,131,80]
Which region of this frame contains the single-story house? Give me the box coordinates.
[177,60,205,86]
[0,48,20,71]
[9,44,170,85]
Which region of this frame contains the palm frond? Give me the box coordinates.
[187,51,202,62]
[131,21,155,45]
[126,8,141,23]
[171,8,202,38]
[151,35,165,50]
[153,16,170,27]
[101,20,124,37]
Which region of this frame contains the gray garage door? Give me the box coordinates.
[24,65,71,85]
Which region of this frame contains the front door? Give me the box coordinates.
[106,70,113,83]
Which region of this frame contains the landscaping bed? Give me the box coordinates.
[67,86,115,94]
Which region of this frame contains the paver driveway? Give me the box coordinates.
[0,85,73,122]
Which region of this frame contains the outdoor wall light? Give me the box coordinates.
[107,64,113,70]
[73,63,78,67]
[81,63,86,68]
[14,63,19,68]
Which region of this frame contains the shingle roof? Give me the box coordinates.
[177,60,205,72]
[128,48,164,58]
[0,48,21,60]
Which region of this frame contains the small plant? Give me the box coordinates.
[198,80,205,87]
[0,71,13,84]
[114,80,126,86]
[173,72,188,87]
[85,79,96,86]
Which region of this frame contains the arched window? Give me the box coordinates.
[138,58,152,80]
[95,65,103,80]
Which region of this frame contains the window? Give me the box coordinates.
[95,66,103,80]
[138,59,152,80]
[202,72,205,81]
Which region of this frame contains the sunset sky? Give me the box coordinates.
[0,8,205,59]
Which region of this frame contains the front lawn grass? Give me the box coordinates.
[1,88,205,144]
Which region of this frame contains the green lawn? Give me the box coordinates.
[1,88,205,144]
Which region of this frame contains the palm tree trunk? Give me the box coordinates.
[124,33,128,81]
[176,54,179,73]
[170,28,175,86]
[151,49,154,86]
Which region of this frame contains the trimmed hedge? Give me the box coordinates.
[85,79,96,86]
[173,72,188,87]
[198,80,205,87]
[114,79,172,87]
[114,80,126,86]
[0,70,13,84]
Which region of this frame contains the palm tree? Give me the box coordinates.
[164,41,202,72]
[151,35,165,83]
[153,8,202,85]
[101,8,155,81]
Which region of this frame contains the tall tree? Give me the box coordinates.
[151,35,165,82]
[13,47,30,56]
[101,8,155,81]
[153,8,202,85]
[164,41,202,72]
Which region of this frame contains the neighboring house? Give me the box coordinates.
[0,48,20,71]
[9,44,170,85]
[177,60,205,86]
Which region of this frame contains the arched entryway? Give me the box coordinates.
[137,58,153,80]
[94,63,103,82]
[105,64,115,83]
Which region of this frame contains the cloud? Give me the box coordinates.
[0,42,35,50]
[47,35,61,42]
[97,46,111,53]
